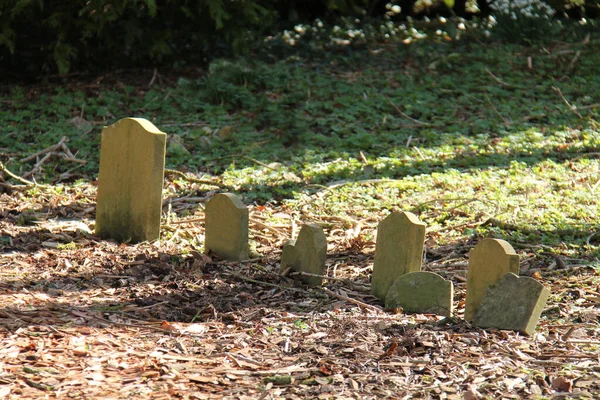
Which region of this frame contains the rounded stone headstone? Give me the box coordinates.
[371,211,426,301]
[385,271,454,317]
[474,273,550,335]
[96,118,166,243]
[280,224,327,287]
[464,238,520,322]
[204,193,249,261]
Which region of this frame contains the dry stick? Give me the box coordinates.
[552,86,583,119]
[484,68,513,88]
[62,307,176,333]
[225,272,307,294]
[383,94,434,127]
[21,136,67,162]
[321,287,383,313]
[485,94,510,124]
[250,217,288,238]
[0,162,38,187]
[290,271,371,292]
[164,169,226,188]
[23,152,53,178]
[242,155,278,171]
[59,143,87,164]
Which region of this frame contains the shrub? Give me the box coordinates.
[0,0,277,75]
[488,0,562,43]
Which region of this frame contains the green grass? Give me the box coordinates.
[1,19,599,261]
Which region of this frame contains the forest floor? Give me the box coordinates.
[1,18,600,399]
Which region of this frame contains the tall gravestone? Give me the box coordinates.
[464,238,520,322]
[474,273,550,335]
[280,224,327,286]
[385,271,454,317]
[204,193,249,261]
[371,211,426,301]
[96,118,166,243]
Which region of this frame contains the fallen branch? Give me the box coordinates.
[484,68,513,88]
[321,287,383,313]
[164,169,227,188]
[23,152,53,178]
[291,271,371,292]
[485,94,510,124]
[21,136,67,162]
[0,161,39,187]
[383,94,434,127]
[552,86,583,119]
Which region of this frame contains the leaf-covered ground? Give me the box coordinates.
[1,20,600,399]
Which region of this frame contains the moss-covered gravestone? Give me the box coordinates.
[204,193,249,261]
[385,271,454,317]
[371,211,426,301]
[96,118,166,243]
[474,273,550,335]
[464,238,520,322]
[280,224,327,286]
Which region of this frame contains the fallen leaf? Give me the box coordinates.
[551,377,572,392]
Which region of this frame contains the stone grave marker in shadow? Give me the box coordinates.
[204,193,249,261]
[385,271,454,317]
[464,238,520,322]
[280,224,327,286]
[96,118,166,243]
[474,273,550,335]
[371,211,426,301]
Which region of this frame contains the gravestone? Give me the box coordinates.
[385,271,454,317]
[96,118,166,243]
[280,224,327,286]
[474,273,550,335]
[204,193,249,261]
[371,211,426,301]
[464,238,520,322]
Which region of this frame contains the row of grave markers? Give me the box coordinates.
[96,118,550,335]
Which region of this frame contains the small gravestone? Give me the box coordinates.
[371,211,426,301]
[280,224,327,286]
[96,118,166,243]
[474,273,550,335]
[464,238,520,322]
[385,271,454,317]
[204,193,249,261]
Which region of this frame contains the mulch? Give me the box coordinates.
[0,181,599,399]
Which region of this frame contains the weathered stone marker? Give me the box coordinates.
[464,238,520,322]
[385,271,454,317]
[280,224,327,286]
[204,193,249,261]
[474,273,550,335]
[371,211,426,301]
[96,118,166,243]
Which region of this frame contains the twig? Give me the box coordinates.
[289,271,351,283]
[59,143,87,164]
[383,94,434,127]
[586,230,599,246]
[250,217,288,238]
[164,169,227,188]
[567,33,590,72]
[485,94,510,124]
[21,136,67,162]
[413,146,426,160]
[23,152,53,178]
[321,287,383,313]
[484,68,513,88]
[242,156,278,171]
[0,161,38,187]
[225,272,307,294]
[552,86,583,119]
